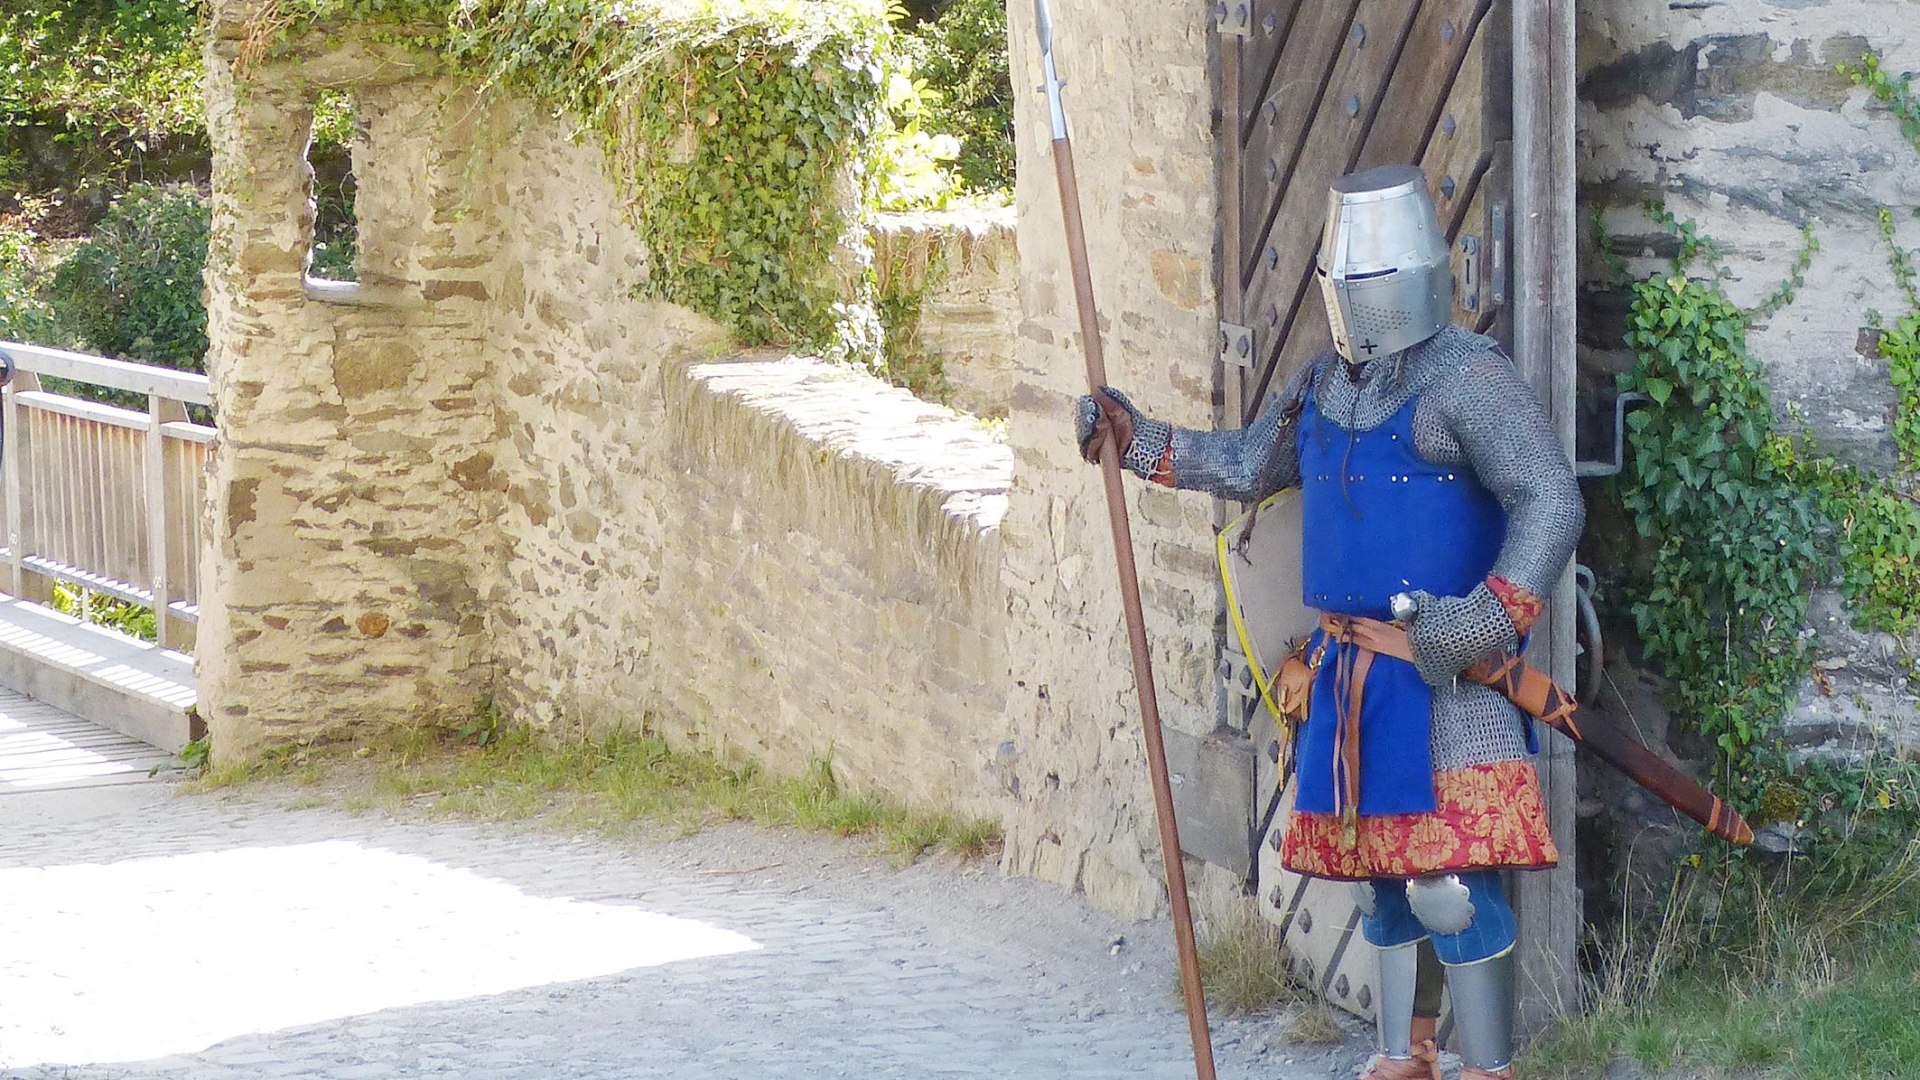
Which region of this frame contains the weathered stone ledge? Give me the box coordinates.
[649,354,1015,810]
[871,207,1018,420]
[680,355,1011,535]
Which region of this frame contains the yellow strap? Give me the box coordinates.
[1216,493,1289,728]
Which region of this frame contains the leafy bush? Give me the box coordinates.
[874,63,963,212]
[308,90,358,282]
[46,183,209,370]
[0,1,207,183]
[51,581,157,642]
[0,213,67,345]
[905,0,1012,195]
[432,0,890,354]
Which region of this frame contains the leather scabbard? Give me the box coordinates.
[1323,616,1754,847]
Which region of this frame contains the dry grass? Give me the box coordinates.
[197,720,1004,866]
[1286,1002,1348,1046]
[1193,893,1301,1015]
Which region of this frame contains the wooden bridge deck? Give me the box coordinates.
[0,686,173,793]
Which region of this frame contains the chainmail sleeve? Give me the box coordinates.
[1400,341,1583,685]
[1429,349,1584,599]
[1162,359,1317,502]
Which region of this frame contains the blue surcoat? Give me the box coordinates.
[1292,393,1507,815]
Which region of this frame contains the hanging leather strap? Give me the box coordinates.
[1320,613,1754,848]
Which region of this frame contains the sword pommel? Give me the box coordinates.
[1389,591,1419,623]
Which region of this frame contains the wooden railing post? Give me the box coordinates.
[146,395,187,650]
[4,371,42,600]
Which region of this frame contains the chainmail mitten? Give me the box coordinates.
[1404,583,1518,687]
[1073,387,1173,480]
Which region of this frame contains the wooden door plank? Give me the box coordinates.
[1241,0,1306,129]
[1509,0,1580,1032]
[1353,0,1490,172]
[1419,19,1494,243]
[1237,0,1362,278]
[1223,30,1248,430]
[1242,0,1425,404]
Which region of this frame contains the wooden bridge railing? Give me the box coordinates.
[0,341,214,653]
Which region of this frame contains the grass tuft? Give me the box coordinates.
[1286,1002,1346,1046]
[208,717,1003,867]
[1193,895,1300,1016]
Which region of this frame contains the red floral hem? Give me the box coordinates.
[1281,760,1559,881]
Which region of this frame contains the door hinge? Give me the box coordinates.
[1219,641,1258,701]
[1214,1,1252,37]
[1490,202,1508,307]
[1219,321,1254,368]
[1457,235,1480,312]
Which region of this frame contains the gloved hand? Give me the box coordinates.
[1072,387,1173,479]
[1402,583,1519,687]
[1074,387,1137,464]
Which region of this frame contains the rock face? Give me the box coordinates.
[1579,0,1920,473]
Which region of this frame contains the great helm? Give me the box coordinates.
[1315,164,1451,363]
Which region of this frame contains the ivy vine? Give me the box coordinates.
[1611,203,1920,819]
[1872,207,1920,467]
[1841,49,1920,154]
[241,0,898,358]
[1606,50,1920,838]
[1614,228,1821,780]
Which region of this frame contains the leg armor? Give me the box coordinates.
[1446,950,1516,1077]
[1357,881,1441,1080]
[1403,870,1518,1076]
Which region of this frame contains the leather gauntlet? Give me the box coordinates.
[1073,387,1175,482]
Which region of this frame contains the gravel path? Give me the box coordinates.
[1,775,1371,1079]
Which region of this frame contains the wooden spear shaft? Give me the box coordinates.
[1033,4,1216,1076]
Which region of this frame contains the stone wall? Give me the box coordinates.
[657,359,1011,808]
[1577,1,1920,748]
[1579,0,1920,469]
[199,40,503,760]
[202,1,1245,920]
[200,14,1022,825]
[872,207,1019,419]
[998,0,1228,918]
[480,95,724,745]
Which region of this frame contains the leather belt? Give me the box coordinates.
[1316,613,1416,849]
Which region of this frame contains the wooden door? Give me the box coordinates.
[1219,0,1509,419]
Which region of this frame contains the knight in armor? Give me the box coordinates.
[1074,165,1583,1080]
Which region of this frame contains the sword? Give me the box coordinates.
[1390,593,1753,846]
[1034,4,1218,1078]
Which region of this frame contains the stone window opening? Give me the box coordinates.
[303,89,363,304]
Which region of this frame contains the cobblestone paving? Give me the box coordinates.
[1,780,1369,1080]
